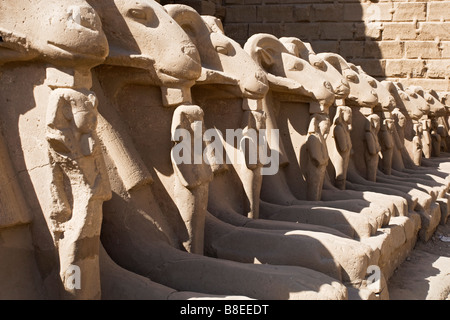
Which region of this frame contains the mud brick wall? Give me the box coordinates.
[161,0,226,18]
[162,0,450,94]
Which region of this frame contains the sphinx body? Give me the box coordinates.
[379,81,450,229]
[87,0,360,300]
[162,5,389,297]
[0,0,211,300]
[0,0,114,299]
[1,0,340,300]
[243,40,429,279]
[243,36,406,238]
[327,106,353,190]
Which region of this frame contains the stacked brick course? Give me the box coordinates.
[161,0,226,18]
[163,0,450,94]
[222,0,450,93]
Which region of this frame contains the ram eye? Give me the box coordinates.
[289,61,304,71]
[128,9,147,20]
[399,92,409,101]
[368,79,377,88]
[313,60,326,71]
[215,45,229,55]
[345,73,358,83]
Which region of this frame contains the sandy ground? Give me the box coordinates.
[387,219,450,300]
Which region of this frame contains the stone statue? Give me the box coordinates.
[364,114,382,182]
[90,0,351,300]
[0,0,255,301]
[244,37,431,282]
[421,118,432,159]
[166,6,379,297]
[361,75,448,232]
[436,120,448,153]
[1,0,224,301]
[422,90,448,159]
[170,104,213,253]
[0,38,42,297]
[438,93,450,152]
[384,82,450,235]
[353,70,396,177]
[45,87,111,299]
[166,6,404,298]
[388,83,425,170]
[413,123,424,166]
[430,118,442,157]
[378,118,395,175]
[352,63,442,241]
[390,106,415,169]
[279,37,351,109]
[243,34,388,237]
[328,106,353,189]
[305,113,330,201]
[316,55,443,248]
[319,56,410,208]
[0,0,112,299]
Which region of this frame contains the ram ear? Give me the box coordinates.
[201,15,225,34]
[428,89,440,101]
[319,52,348,74]
[165,4,207,42]
[257,47,275,68]
[381,80,395,94]
[279,37,310,59]
[411,86,425,98]
[244,33,285,70]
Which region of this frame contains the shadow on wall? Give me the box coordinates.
[279,0,385,80]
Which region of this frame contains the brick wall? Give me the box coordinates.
[161,0,226,18]
[161,0,450,94]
